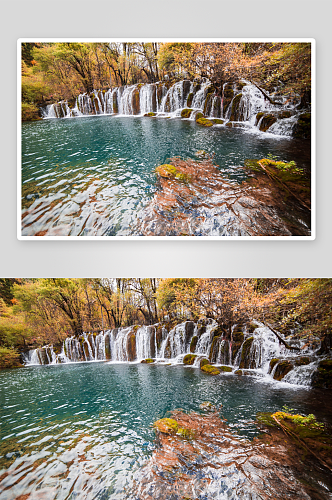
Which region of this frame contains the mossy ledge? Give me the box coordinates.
[201,364,221,375]
[183,353,197,365]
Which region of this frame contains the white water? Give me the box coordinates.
[40,79,305,138]
[23,320,323,387]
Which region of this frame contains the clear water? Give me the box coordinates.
[0,363,330,499]
[21,116,311,236]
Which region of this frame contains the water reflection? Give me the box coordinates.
[21,117,310,236]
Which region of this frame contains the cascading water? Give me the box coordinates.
[40,79,306,138]
[23,320,323,387]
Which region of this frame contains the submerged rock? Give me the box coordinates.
[134,409,323,499]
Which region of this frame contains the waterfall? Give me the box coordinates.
[23,320,322,387]
[39,79,305,138]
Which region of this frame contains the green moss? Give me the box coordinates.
[219,365,232,372]
[203,92,213,115]
[256,412,277,428]
[181,108,192,118]
[200,358,209,368]
[190,336,198,353]
[195,112,204,121]
[295,357,310,366]
[155,164,191,183]
[212,118,224,124]
[259,113,277,132]
[271,411,325,438]
[153,418,195,439]
[154,418,179,434]
[273,360,293,381]
[239,336,254,369]
[183,353,197,365]
[187,92,194,107]
[269,358,280,373]
[209,335,221,361]
[279,110,292,119]
[144,112,156,117]
[255,112,265,126]
[196,117,213,127]
[141,358,154,363]
[177,427,195,439]
[234,369,242,376]
[201,364,221,375]
[229,93,242,121]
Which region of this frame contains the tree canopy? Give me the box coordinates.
[21,41,312,120]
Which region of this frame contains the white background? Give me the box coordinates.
[1,0,330,278]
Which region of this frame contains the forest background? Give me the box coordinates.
[21,41,311,120]
[0,278,331,368]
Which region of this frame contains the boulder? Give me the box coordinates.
[273,360,294,381]
[312,359,332,389]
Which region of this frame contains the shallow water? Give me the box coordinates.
[0,363,330,499]
[21,116,311,236]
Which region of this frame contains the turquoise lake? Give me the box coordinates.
[21,116,311,236]
[0,362,330,499]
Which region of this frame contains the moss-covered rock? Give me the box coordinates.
[141,358,154,363]
[269,358,280,373]
[239,337,254,369]
[183,353,197,365]
[113,92,118,114]
[144,112,156,117]
[203,92,214,115]
[273,360,294,381]
[181,108,192,118]
[132,89,140,115]
[279,110,292,119]
[190,336,198,353]
[127,332,137,361]
[219,365,232,372]
[293,112,311,139]
[209,335,221,363]
[295,357,310,366]
[201,364,221,375]
[231,330,244,361]
[154,418,179,434]
[312,359,332,389]
[259,113,277,132]
[212,118,224,124]
[200,358,209,368]
[196,117,213,127]
[222,83,234,115]
[155,164,191,183]
[255,112,265,126]
[234,369,242,376]
[186,92,194,107]
[229,93,242,121]
[153,417,195,439]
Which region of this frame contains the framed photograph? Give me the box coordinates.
[18,39,315,239]
[1,278,331,499]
